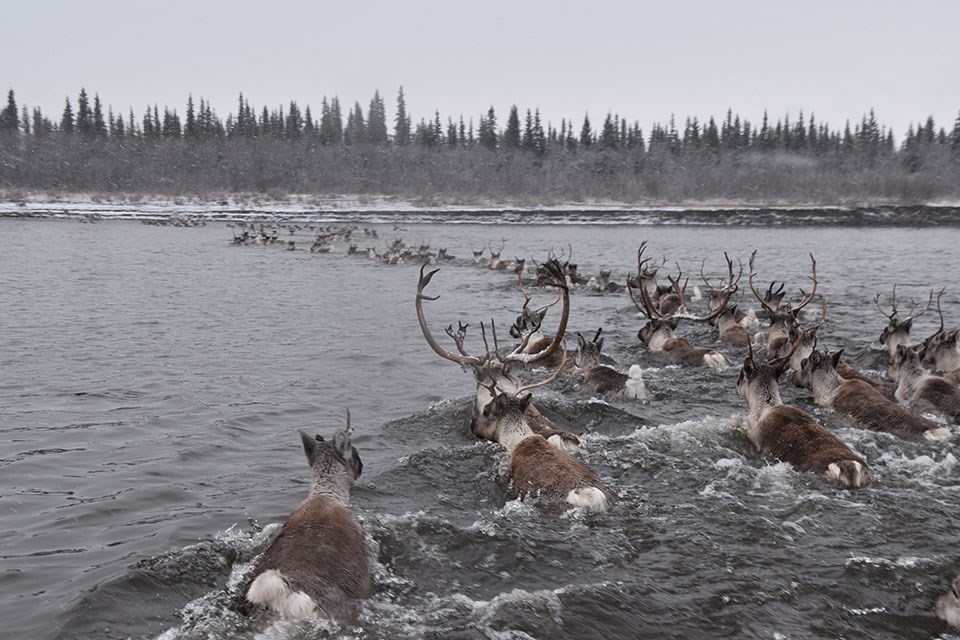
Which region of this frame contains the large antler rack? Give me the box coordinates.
[416,259,570,371]
[873,284,933,324]
[628,242,735,323]
[749,250,818,316]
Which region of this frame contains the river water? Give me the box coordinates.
[1,211,958,640]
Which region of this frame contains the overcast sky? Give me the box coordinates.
[3,0,959,140]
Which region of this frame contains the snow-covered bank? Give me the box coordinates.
[1,191,958,226]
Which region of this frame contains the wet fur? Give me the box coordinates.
[483,394,613,512]
[575,333,649,400]
[937,575,960,629]
[245,430,371,621]
[639,320,728,369]
[892,345,960,423]
[802,350,950,442]
[738,360,869,488]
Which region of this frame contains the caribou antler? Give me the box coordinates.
[630,246,735,323]
[749,251,817,316]
[513,347,571,396]
[749,251,779,316]
[501,259,570,365]
[416,265,487,367]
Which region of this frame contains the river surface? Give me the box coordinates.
[1,212,958,640]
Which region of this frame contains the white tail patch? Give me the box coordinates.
[626,365,650,400]
[546,433,580,454]
[826,461,866,488]
[565,486,609,512]
[739,308,761,333]
[923,427,953,443]
[703,352,729,371]
[246,569,317,619]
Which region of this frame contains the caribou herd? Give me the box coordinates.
[232,227,959,628]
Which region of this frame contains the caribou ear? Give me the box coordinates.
[577,332,586,349]
[300,430,318,465]
[596,336,604,352]
[831,350,843,368]
[810,350,823,366]
[904,318,913,331]
[517,393,532,413]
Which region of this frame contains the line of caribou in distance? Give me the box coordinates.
[227,224,960,628]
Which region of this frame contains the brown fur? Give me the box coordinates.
[754,405,870,485]
[510,435,614,511]
[804,350,943,441]
[248,497,372,621]
[833,382,942,440]
[836,360,895,399]
[661,338,723,367]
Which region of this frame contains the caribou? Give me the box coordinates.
[245,413,371,621]
[919,290,960,382]
[629,242,734,369]
[938,575,960,629]
[888,344,960,424]
[573,328,650,400]
[875,285,933,360]
[473,389,615,513]
[794,349,951,442]
[748,250,819,359]
[736,343,870,488]
[416,259,580,450]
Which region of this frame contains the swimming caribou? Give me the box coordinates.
[416,258,580,450]
[794,349,951,442]
[245,413,371,621]
[736,342,870,488]
[629,242,734,369]
[573,328,650,400]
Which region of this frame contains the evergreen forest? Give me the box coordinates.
[2,87,959,204]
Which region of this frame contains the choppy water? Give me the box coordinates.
[1,214,959,640]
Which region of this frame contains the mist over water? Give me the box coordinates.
[1,215,958,640]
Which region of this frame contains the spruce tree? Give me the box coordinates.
[394,86,411,145]
[579,114,593,148]
[76,88,93,135]
[93,94,107,137]
[478,107,497,149]
[367,90,388,144]
[951,110,960,160]
[503,105,521,149]
[0,89,18,134]
[600,112,618,149]
[185,95,198,139]
[60,97,75,133]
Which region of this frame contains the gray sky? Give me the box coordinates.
[3,0,959,140]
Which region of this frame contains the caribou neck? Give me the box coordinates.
[497,409,535,453]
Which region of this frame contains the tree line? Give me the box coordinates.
[2,86,959,204]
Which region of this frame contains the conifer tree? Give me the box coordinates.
[185,95,198,139]
[367,90,388,145]
[600,112,618,149]
[76,88,93,135]
[60,97,75,133]
[579,114,593,148]
[0,89,18,134]
[344,101,366,145]
[951,110,960,160]
[503,105,521,149]
[20,104,30,135]
[93,94,107,137]
[478,106,497,149]
[394,86,411,145]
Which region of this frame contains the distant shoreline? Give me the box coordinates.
[2,190,959,226]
